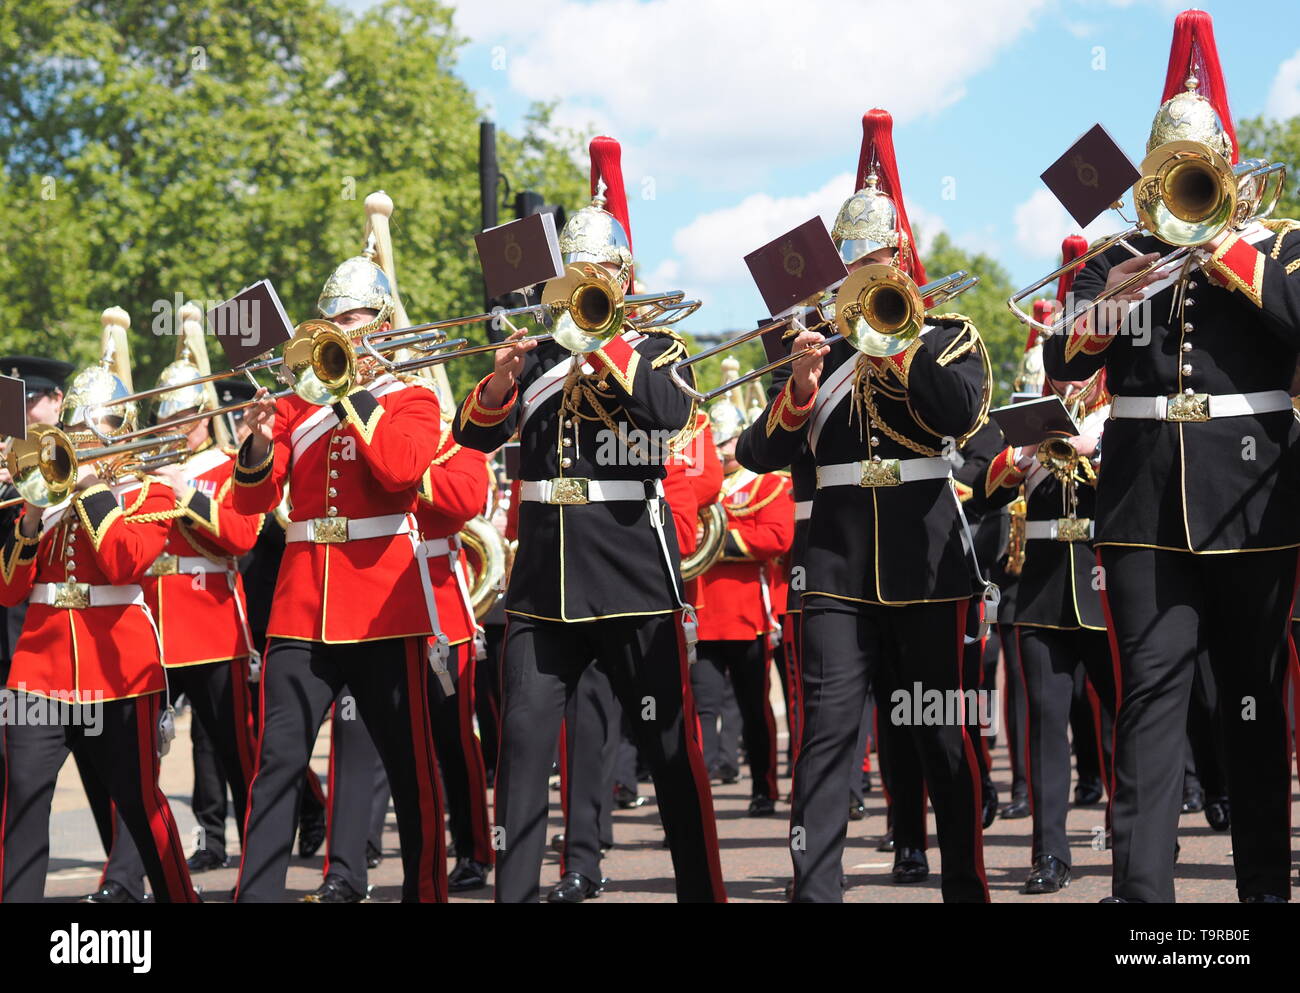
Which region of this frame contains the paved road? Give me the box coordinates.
[39,708,1297,903]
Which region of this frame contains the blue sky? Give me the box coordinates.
[347,0,1300,332]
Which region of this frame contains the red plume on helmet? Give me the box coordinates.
[589,135,633,258]
[1161,9,1238,162]
[855,109,927,287]
[1056,234,1089,305]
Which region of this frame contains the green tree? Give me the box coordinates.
[0,0,589,401]
[1238,114,1300,221]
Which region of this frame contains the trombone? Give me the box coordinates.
[86,266,702,444]
[669,266,978,403]
[1008,141,1287,336]
[1,424,189,510]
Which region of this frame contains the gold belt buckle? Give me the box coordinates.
[53,582,90,609]
[1166,393,1211,422]
[548,477,589,505]
[859,459,902,487]
[1055,518,1092,543]
[149,554,180,576]
[312,516,349,543]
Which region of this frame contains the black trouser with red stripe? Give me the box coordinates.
[692,637,779,800]
[322,686,390,893]
[1100,546,1297,903]
[325,642,493,890]
[494,611,725,903]
[791,601,987,903]
[0,692,198,903]
[234,637,446,903]
[102,657,257,897]
[559,661,620,883]
[1016,625,1115,869]
[781,612,804,765]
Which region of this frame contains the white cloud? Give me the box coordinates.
[455,0,1051,189]
[1012,188,1118,260]
[1266,49,1300,120]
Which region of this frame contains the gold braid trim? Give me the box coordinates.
[729,480,785,518]
[561,367,653,463]
[431,423,461,466]
[1263,218,1300,259]
[127,509,188,524]
[647,330,690,369]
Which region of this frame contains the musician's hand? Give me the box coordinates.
[1068,433,1098,458]
[0,464,11,488]
[149,464,185,490]
[74,473,106,493]
[483,328,536,408]
[789,330,830,406]
[1093,252,1162,332]
[243,388,276,462]
[19,504,42,537]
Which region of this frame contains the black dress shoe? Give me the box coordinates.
[1074,779,1104,805]
[366,841,383,869]
[1204,796,1231,832]
[1099,896,1131,903]
[300,876,364,903]
[547,871,604,903]
[1000,797,1031,820]
[892,848,929,884]
[614,783,647,809]
[981,780,998,829]
[1022,854,1071,894]
[186,849,229,873]
[297,807,327,858]
[876,829,895,853]
[711,763,740,785]
[448,858,490,892]
[85,881,142,904]
[747,796,776,817]
[1181,785,1204,813]
[1240,894,1287,903]
[848,799,867,821]
[861,771,873,794]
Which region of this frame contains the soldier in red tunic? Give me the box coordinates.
[232,247,448,903]
[0,310,198,903]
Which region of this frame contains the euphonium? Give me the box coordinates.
[458,516,509,621]
[680,502,727,582]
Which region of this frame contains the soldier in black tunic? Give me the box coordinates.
[1043,9,1300,903]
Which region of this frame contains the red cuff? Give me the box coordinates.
[984,446,1027,498]
[765,380,816,436]
[1063,312,1114,362]
[460,376,517,430]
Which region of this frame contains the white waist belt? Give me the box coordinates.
[285,512,413,544]
[1110,390,1291,422]
[31,582,145,609]
[416,536,455,558]
[794,500,812,521]
[148,554,235,576]
[816,457,952,489]
[1024,518,1094,542]
[519,478,663,505]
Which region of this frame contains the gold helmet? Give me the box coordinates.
[559,182,633,274]
[831,172,900,266]
[316,249,395,335]
[1147,74,1233,162]
[154,303,214,420]
[61,307,138,442]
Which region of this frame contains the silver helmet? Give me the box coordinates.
[317,252,396,326]
[558,181,633,276]
[831,173,899,266]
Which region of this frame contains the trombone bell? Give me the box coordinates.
[1135,141,1236,247]
[542,263,626,353]
[7,425,77,507]
[285,320,358,406]
[835,264,925,358]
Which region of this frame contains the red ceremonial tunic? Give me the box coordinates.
[231,374,442,643]
[412,423,490,649]
[663,413,724,610]
[0,478,175,702]
[696,469,794,642]
[141,443,264,667]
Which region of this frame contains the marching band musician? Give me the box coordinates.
[310,393,495,902]
[454,135,726,904]
[1043,9,1300,903]
[982,290,1117,895]
[738,109,993,902]
[232,245,448,903]
[692,391,793,816]
[90,306,264,901]
[0,310,198,903]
